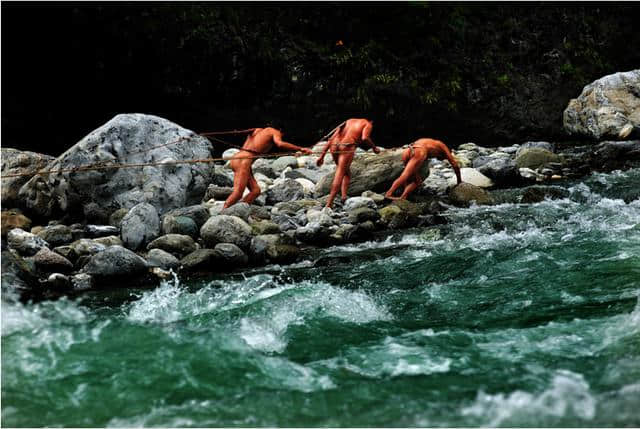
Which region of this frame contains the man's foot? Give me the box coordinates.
[384,193,400,201]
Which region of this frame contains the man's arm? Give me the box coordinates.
[316,140,331,167]
[443,147,462,184]
[273,132,313,154]
[361,121,380,153]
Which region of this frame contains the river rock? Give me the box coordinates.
[17,113,214,219]
[450,168,494,188]
[146,248,180,270]
[221,202,251,221]
[516,141,555,156]
[347,207,380,224]
[250,234,300,264]
[210,170,234,187]
[272,199,321,216]
[200,215,253,250]
[204,184,234,201]
[448,183,494,207]
[160,215,198,238]
[315,149,405,197]
[70,239,106,257]
[266,179,305,204]
[85,225,119,238]
[285,167,325,183]
[515,148,562,169]
[1,148,54,209]
[520,185,571,203]
[179,249,220,272]
[295,222,332,244]
[92,235,123,247]
[35,225,73,247]
[592,140,640,170]
[250,219,281,235]
[473,157,520,185]
[71,273,94,291]
[213,243,248,267]
[82,202,110,225]
[1,250,40,302]
[7,228,49,256]
[147,234,197,258]
[53,245,78,263]
[32,247,74,273]
[1,210,32,236]
[109,208,129,228]
[83,245,148,279]
[361,191,386,204]
[295,178,316,196]
[563,70,640,140]
[121,203,161,251]
[344,196,377,211]
[45,273,72,292]
[272,156,299,173]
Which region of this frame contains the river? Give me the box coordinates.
[2,168,639,427]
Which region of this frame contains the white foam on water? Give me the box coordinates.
[257,355,336,392]
[127,273,186,324]
[461,369,596,426]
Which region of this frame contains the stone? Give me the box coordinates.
[1,148,54,209]
[83,245,148,279]
[92,235,123,247]
[519,168,545,181]
[347,207,380,224]
[473,157,520,186]
[266,179,305,205]
[272,199,321,215]
[361,191,385,204]
[515,148,563,170]
[17,113,214,218]
[161,215,198,238]
[271,213,302,232]
[146,248,180,270]
[249,234,299,264]
[315,149,405,197]
[344,196,377,211]
[250,219,281,235]
[515,141,555,157]
[200,215,253,250]
[1,249,40,302]
[33,247,74,273]
[46,273,72,292]
[221,202,251,221]
[306,207,335,227]
[121,203,160,251]
[295,222,332,244]
[564,70,640,140]
[272,156,299,172]
[520,186,571,203]
[83,202,110,225]
[285,168,325,183]
[35,224,73,247]
[7,228,49,256]
[1,210,32,236]
[252,157,276,178]
[179,249,221,272]
[295,178,316,195]
[450,168,494,188]
[210,170,234,187]
[203,184,234,201]
[448,183,494,207]
[109,208,129,228]
[163,204,210,228]
[377,200,423,229]
[213,243,248,267]
[70,239,106,257]
[53,245,78,263]
[71,273,94,291]
[85,225,119,238]
[147,234,197,258]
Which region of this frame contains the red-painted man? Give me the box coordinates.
[385,138,461,200]
[224,127,312,208]
[316,118,380,208]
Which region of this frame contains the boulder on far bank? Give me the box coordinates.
[82,245,148,280]
[1,148,54,209]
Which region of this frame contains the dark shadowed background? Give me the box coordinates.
[2,2,639,155]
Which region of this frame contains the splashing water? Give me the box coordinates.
[2,169,640,427]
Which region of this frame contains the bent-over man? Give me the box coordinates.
[224,127,312,208]
[385,138,461,200]
[316,118,380,208]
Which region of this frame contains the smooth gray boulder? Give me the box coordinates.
[515,148,562,169]
[448,183,494,207]
[179,249,220,272]
[69,239,106,257]
[213,243,248,267]
[473,157,520,185]
[1,250,40,302]
[85,225,119,238]
[271,156,299,173]
[146,248,180,270]
[121,203,160,251]
[266,179,305,205]
[200,215,253,250]
[7,228,49,256]
[344,196,377,211]
[36,225,73,247]
[32,247,74,273]
[564,70,640,140]
[1,148,54,209]
[17,113,214,218]
[92,235,123,247]
[147,234,197,258]
[83,246,148,279]
[221,202,251,221]
[315,149,404,197]
[161,215,198,238]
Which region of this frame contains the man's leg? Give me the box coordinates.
[340,170,351,201]
[224,166,250,209]
[399,173,423,200]
[386,158,421,200]
[241,173,261,204]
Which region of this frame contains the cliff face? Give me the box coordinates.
[3,4,640,153]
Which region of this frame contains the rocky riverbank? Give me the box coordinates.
[2,71,639,303]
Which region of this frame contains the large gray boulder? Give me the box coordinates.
[314,149,404,197]
[121,203,161,251]
[7,228,49,256]
[200,215,253,250]
[1,250,41,302]
[17,114,214,219]
[83,246,148,279]
[1,148,54,209]
[266,179,305,205]
[147,234,197,258]
[564,70,640,140]
[448,183,494,207]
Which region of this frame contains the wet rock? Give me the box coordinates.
[17,113,214,218]
[448,183,494,207]
[266,179,305,205]
[272,156,299,172]
[1,148,54,209]
[204,184,234,201]
[249,205,272,221]
[252,158,276,178]
[564,70,640,140]
[344,196,377,211]
[519,167,545,181]
[1,249,40,302]
[221,202,251,221]
[520,186,571,203]
[147,234,197,258]
[109,208,129,228]
[250,234,299,264]
[83,246,148,280]
[7,228,49,256]
[179,249,220,272]
[162,204,209,231]
[53,245,78,263]
[85,225,119,238]
[45,273,72,292]
[1,210,32,237]
[71,273,94,291]
[315,149,405,197]
[32,247,74,273]
[515,148,563,169]
[347,207,380,224]
[200,215,253,250]
[161,215,198,238]
[83,202,110,225]
[34,224,73,247]
[70,239,106,257]
[213,243,248,267]
[451,168,494,188]
[121,203,161,251]
[473,157,520,186]
[92,235,123,247]
[295,222,332,244]
[250,219,281,235]
[592,140,640,170]
[378,200,423,229]
[146,248,180,270]
[516,141,555,156]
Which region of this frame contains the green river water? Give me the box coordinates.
[2,169,640,427]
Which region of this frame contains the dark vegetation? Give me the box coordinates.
[2,2,639,155]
